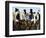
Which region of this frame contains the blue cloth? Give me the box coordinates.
[29,15,32,19]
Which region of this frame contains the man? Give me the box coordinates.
[13,8,20,22]
[13,8,20,30]
[29,9,33,20]
[20,9,27,20]
[36,12,40,30]
[23,9,27,20]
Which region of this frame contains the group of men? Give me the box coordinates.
[13,8,40,24]
[13,8,40,30]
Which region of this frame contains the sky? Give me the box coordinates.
[12,7,40,13]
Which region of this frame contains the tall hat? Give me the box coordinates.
[24,9,26,14]
[15,8,19,12]
[30,9,33,14]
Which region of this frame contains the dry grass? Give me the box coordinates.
[13,20,40,31]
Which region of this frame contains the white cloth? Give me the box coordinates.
[20,12,26,20]
[13,11,19,22]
